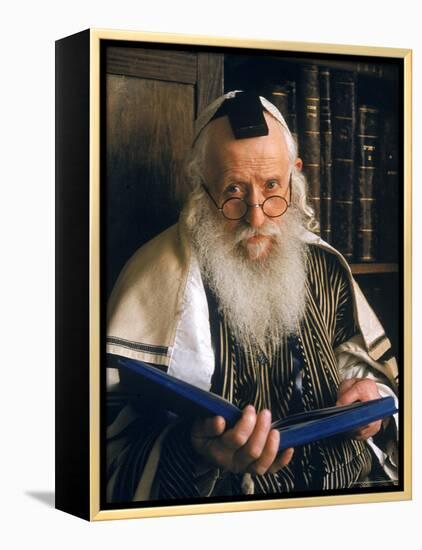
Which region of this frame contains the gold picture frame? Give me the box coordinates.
[55,28,412,521]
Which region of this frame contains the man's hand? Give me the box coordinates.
[336,378,382,440]
[190,405,294,475]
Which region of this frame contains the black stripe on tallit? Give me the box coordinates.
[106,336,169,356]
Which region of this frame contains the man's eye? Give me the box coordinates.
[226,184,241,194]
[266,180,279,190]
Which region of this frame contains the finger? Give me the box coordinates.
[247,428,280,475]
[336,389,358,406]
[336,378,360,405]
[351,420,382,440]
[191,415,226,439]
[337,378,358,397]
[268,447,295,473]
[233,409,272,470]
[336,379,380,406]
[220,405,257,451]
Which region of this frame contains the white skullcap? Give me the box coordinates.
[192,90,293,145]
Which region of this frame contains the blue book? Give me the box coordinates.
[109,354,397,451]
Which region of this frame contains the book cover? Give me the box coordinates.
[108,355,398,452]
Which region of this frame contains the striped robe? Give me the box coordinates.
[107,245,392,502]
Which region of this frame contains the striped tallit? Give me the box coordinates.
[108,245,394,502]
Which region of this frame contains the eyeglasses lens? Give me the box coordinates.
[222,196,288,220]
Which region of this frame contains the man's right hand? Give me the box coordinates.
[190,405,294,475]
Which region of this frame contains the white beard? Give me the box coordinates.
[187,199,308,351]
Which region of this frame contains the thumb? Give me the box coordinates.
[336,378,358,403]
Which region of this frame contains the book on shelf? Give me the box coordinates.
[286,80,298,145]
[267,80,298,145]
[267,83,289,124]
[377,112,399,263]
[357,105,379,262]
[319,68,333,243]
[331,70,357,262]
[265,63,398,266]
[299,64,321,227]
[107,354,398,451]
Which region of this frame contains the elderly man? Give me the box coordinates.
[106,91,398,502]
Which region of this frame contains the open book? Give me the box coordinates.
[108,354,398,451]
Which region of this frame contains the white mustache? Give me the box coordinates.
[232,223,281,245]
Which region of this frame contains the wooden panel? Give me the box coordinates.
[106,46,197,84]
[356,272,400,356]
[351,263,399,274]
[106,75,194,293]
[197,52,224,114]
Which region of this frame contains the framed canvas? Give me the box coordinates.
[55,28,412,521]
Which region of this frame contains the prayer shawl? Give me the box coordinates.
[106,221,398,501]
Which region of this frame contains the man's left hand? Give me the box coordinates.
[336,378,382,440]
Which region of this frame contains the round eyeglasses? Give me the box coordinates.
[202,174,292,221]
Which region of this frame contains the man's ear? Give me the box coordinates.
[295,157,303,171]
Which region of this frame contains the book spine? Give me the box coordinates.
[268,83,290,123]
[319,69,333,243]
[357,105,379,262]
[300,65,321,225]
[331,71,357,261]
[268,81,298,144]
[378,113,399,262]
[286,80,298,146]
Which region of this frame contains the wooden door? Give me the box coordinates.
[104,44,224,294]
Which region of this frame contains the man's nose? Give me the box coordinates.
[245,195,266,228]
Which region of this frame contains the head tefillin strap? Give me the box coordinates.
[210,91,269,140]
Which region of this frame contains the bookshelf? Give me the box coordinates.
[224,52,401,266]
[224,51,402,354]
[351,263,398,275]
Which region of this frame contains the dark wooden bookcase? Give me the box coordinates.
[223,51,402,358]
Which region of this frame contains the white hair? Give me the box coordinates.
[184,112,319,233]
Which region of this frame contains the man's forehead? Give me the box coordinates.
[205,113,288,158]
[203,115,290,187]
